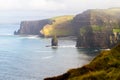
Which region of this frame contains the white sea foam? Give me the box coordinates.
[35,51,52,53]
[41,56,54,59]
[27,37,38,39]
[0,34,13,36]
[26,35,39,39]
[59,45,75,48]
[18,35,39,39]
[101,48,111,51]
[94,49,99,52]
[46,45,75,48]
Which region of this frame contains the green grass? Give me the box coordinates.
[80,27,86,35]
[104,8,120,16]
[50,15,74,20]
[91,25,104,32]
[91,8,120,16]
[40,15,74,37]
[113,29,120,33]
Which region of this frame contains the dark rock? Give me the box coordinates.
[44,72,70,80]
[51,35,58,46]
[14,31,17,35]
[76,35,82,48]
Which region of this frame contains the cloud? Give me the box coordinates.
[0,0,119,23]
[55,0,120,13]
[0,0,66,11]
[28,0,65,11]
[0,0,119,12]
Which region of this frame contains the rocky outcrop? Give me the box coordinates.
[51,35,58,46]
[15,19,52,35]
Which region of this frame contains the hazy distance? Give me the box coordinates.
[0,0,119,24]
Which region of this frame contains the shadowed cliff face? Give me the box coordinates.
[44,43,120,80]
[15,19,52,35]
[74,8,120,48]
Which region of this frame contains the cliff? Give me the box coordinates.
[14,19,52,35]
[40,15,74,37]
[44,43,120,80]
[15,15,74,37]
[74,8,120,48]
[15,8,120,48]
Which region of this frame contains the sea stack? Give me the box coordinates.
[51,35,58,46]
[76,35,81,48]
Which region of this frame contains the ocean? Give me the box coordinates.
[0,24,97,80]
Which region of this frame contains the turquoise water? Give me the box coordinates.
[0,24,96,80]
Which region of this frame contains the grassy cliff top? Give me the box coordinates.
[50,15,74,25]
[89,8,120,16]
[50,15,74,20]
[40,15,75,37]
[45,43,120,80]
[104,8,120,15]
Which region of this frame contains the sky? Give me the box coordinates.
[0,0,120,24]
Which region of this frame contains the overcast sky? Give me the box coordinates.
[0,0,120,24]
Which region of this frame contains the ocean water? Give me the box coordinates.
[0,24,97,80]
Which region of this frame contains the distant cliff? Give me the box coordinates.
[14,19,52,35]
[15,16,75,37]
[40,15,74,37]
[44,43,120,80]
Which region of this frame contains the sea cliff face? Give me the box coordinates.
[74,8,120,48]
[14,19,52,35]
[44,43,120,80]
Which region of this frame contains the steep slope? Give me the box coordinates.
[74,8,120,48]
[44,43,120,80]
[40,15,74,37]
[14,19,52,35]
